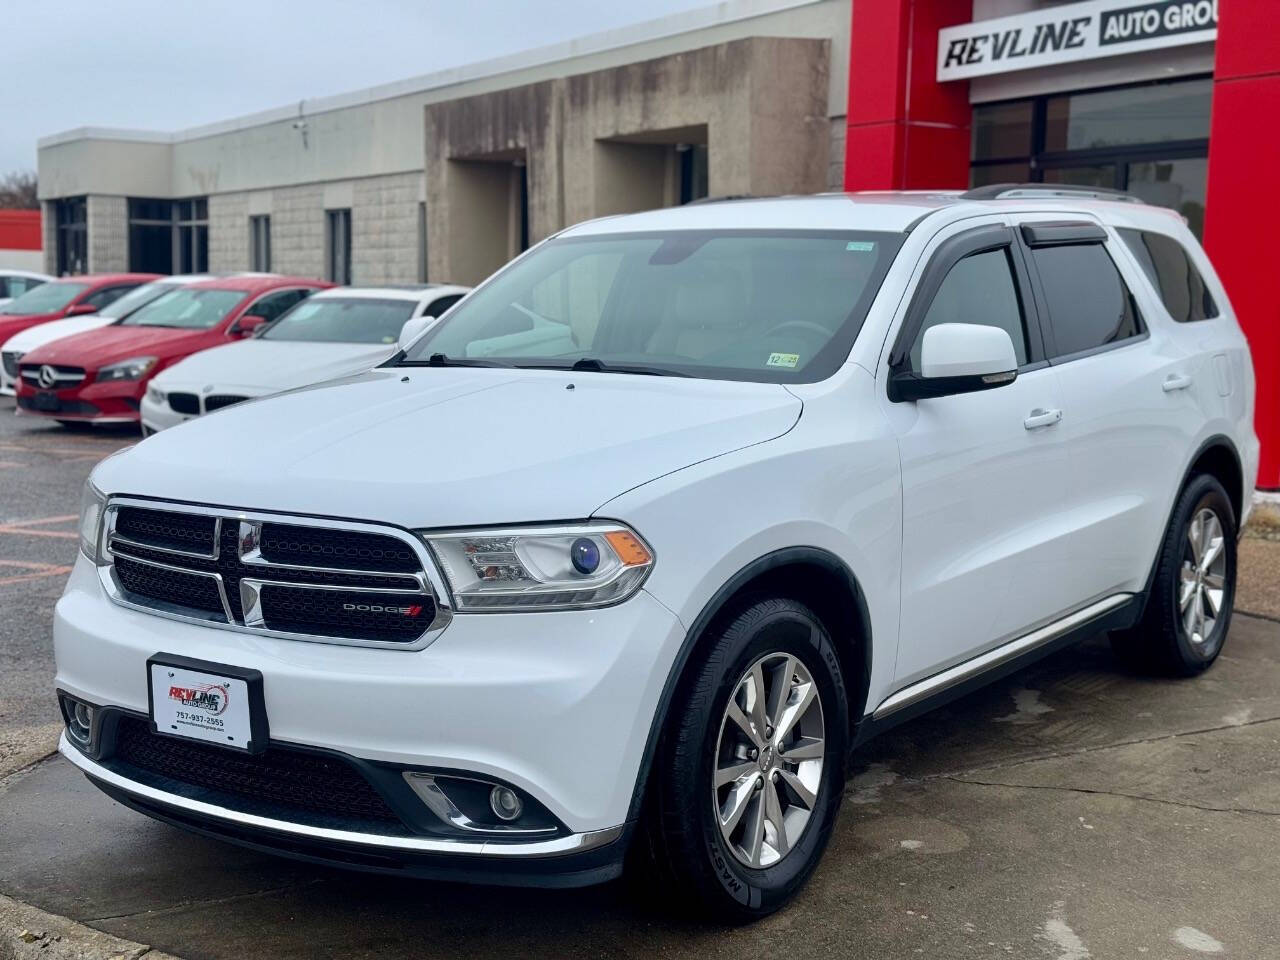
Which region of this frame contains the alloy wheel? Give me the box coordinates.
[1180,506,1227,647]
[713,651,825,869]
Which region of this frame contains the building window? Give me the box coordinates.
[417,202,427,282]
[970,76,1211,236]
[249,215,271,272]
[54,197,88,275]
[127,197,208,274]
[325,208,352,284]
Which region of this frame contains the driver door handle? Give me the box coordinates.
[1023,408,1063,430]
[1162,373,1193,392]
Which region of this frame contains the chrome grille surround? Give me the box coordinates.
[97,497,453,650]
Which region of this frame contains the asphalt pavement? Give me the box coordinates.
[2,395,1279,959]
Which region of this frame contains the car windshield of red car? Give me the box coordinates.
[120,288,244,330]
[0,282,89,315]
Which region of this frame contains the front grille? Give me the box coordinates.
[205,394,247,412]
[1,351,20,378]
[19,364,85,387]
[111,716,405,828]
[114,556,225,616]
[259,522,420,573]
[168,392,200,415]
[104,501,443,646]
[16,395,99,416]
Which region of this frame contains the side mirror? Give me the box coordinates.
[889,323,1017,402]
[233,314,267,337]
[65,303,98,317]
[398,315,434,351]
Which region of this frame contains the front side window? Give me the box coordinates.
[82,284,137,311]
[245,288,312,324]
[1118,228,1217,323]
[401,230,904,383]
[94,281,178,320]
[121,288,244,330]
[263,298,416,344]
[909,247,1028,371]
[1031,243,1142,358]
[0,281,88,315]
[423,293,462,318]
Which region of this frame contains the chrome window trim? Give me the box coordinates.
[97,495,453,651]
[61,734,619,858]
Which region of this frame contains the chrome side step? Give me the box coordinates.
[872,594,1131,720]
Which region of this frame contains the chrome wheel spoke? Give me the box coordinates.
[774,679,817,745]
[725,700,763,749]
[1205,585,1223,617]
[779,736,825,762]
[1181,508,1230,647]
[716,761,757,788]
[764,780,788,859]
[1179,568,1198,612]
[1188,514,1204,566]
[764,655,795,729]
[743,792,767,867]
[777,768,817,810]
[720,776,757,834]
[747,663,769,741]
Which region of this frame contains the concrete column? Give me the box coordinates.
[86,195,127,273]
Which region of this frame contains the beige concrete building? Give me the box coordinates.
[37,0,851,286]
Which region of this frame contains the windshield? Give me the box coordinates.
[96,281,179,321]
[401,230,903,382]
[121,288,244,330]
[262,297,416,344]
[0,281,88,315]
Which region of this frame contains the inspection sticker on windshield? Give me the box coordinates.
[767,352,800,369]
[845,241,876,252]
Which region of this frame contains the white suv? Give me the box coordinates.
[57,187,1258,921]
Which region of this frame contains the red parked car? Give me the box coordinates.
[0,273,159,347]
[16,275,331,427]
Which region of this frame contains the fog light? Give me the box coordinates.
[489,785,523,822]
[67,700,93,746]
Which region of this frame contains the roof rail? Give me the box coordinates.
[961,183,1144,204]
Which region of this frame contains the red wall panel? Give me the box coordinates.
[844,0,972,191]
[1204,1,1280,487]
[0,210,41,251]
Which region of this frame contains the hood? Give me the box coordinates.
[153,339,394,394]
[94,367,802,527]
[21,324,217,368]
[0,312,62,344]
[4,314,112,353]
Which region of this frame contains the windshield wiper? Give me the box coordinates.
[398,352,511,368]
[519,357,689,377]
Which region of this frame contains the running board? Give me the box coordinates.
[872,594,1132,720]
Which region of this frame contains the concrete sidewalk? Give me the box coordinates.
[4,616,1279,959]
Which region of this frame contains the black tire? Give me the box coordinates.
[637,597,849,923]
[1111,473,1237,676]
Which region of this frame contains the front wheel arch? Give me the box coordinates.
[626,547,872,825]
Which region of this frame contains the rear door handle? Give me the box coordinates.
[1162,373,1193,392]
[1023,408,1062,430]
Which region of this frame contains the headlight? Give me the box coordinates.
[422,522,653,612]
[78,480,107,562]
[97,356,158,382]
[145,384,166,405]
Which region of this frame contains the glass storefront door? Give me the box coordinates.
[971,77,1211,237]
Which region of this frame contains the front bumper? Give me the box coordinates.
[140,392,197,434]
[54,554,684,841]
[60,733,628,886]
[15,378,143,423]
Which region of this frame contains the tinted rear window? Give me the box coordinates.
[1031,243,1142,359]
[1119,228,1217,323]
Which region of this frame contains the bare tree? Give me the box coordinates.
[0,171,38,209]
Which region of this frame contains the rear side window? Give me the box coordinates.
[1118,228,1218,323]
[910,248,1029,370]
[1030,244,1142,359]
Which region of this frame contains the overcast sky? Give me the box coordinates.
[0,0,713,173]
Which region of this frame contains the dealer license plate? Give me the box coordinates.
[148,656,265,752]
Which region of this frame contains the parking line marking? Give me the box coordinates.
[0,566,73,586]
[0,560,68,570]
[0,526,78,539]
[5,515,78,528]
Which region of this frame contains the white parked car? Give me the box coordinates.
[1,274,220,396]
[57,188,1257,921]
[139,284,469,433]
[0,268,51,308]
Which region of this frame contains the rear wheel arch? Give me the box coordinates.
[627,547,873,824]
[1184,436,1244,527]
